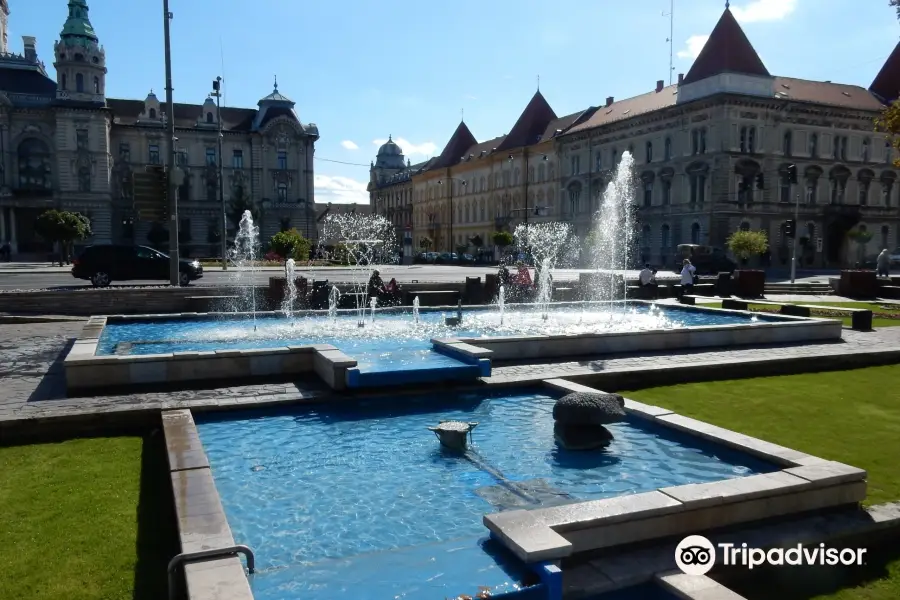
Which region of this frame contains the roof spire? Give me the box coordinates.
[537,74,540,91]
[725,1,730,8]
[60,0,98,42]
[461,107,464,122]
[273,75,278,91]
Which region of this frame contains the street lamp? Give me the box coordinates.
[212,76,227,270]
[506,151,549,254]
[162,0,179,285]
[787,164,800,283]
[438,176,467,256]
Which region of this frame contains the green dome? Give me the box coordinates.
[60,0,98,42]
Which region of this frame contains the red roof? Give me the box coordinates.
[428,121,477,171]
[682,7,770,85]
[496,91,557,151]
[869,41,900,103]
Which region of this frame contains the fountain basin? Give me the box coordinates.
[63,301,841,393]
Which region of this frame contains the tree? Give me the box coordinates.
[419,236,433,250]
[726,230,769,265]
[469,234,484,249]
[847,229,874,265]
[147,222,169,249]
[33,209,92,266]
[492,230,514,249]
[876,4,900,165]
[892,0,900,18]
[227,186,259,232]
[269,228,311,262]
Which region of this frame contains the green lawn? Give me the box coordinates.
[625,365,900,600]
[0,434,177,600]
[711,301,900,328]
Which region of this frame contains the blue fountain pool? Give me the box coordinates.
[195,388,779,600]
[97,302,790,377]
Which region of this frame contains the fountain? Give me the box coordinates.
[320,213,397,326]
[228,210,260,330]
[412,296,420,324]
[427,420,478,452]
[498,285,506,326]
[512,222,575,320]
[328,286,341,321]
[585,151,638,304]
[369,296,377,324]
[282,258,297,318]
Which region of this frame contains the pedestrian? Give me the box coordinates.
[680,259,696,298]
[876,248,891,278]
[0,241,9,262]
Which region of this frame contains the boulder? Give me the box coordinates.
[554,422,613,451]
[553,392,626,426]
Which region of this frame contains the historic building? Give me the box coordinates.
[0,0,318,259]
[556,6,900,268]
[370,92,592,259]
[367,136,422,262]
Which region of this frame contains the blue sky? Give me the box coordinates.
[9,0,899,204]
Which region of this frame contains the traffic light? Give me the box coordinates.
[756,173,765,190]
[785,219,796,238]
[787,164,798,184]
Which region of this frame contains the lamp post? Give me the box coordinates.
[788,164,800,284]
[438,175,467,257]
[507,151,549,258]
[163,0,180,286]
[212,76,227,269]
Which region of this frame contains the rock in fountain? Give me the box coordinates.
[428,420,478,452]
[552,392,625,451]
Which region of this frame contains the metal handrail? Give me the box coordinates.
[167,544,255,600]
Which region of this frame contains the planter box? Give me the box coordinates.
[734,269,765,298]
[839,270,877,299]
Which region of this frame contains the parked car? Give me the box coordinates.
[72,244,204,287]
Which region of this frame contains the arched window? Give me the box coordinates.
[206,112,214,124]
[93,76,100,94]
[17,138,52,190]
[149,108,157,119]
[75,73,84,93]
[61,74,67,91]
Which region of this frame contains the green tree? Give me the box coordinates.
[892,0,900,18]
[726,230,769,265]
[269,228,311,262]
[419,236,433,250]
[469,234,484,249]
[227,186,259,232]
[492,230,514,249]
[33,209,92,266]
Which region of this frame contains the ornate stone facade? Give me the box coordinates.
[0,0,318,258]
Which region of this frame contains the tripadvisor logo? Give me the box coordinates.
[675,535,867,576]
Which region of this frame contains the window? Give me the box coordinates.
[570,155,580,175]
[643,181,653,207]
[809,133,818,158]
[782,131,793,157]
[206,148,217,165]
[664,137,672,160]
[595,153,602,171]
[176,150,188,166]
[833,136,847,161]
[76,130,88,150]
[691,223,701,244]
[93,76,100,94]
[780,174,791,203]
[882,225,890,250]
[277,182,288,201]
[206,112,214,124]
[859,180,870,206]
[740,127,755,153]
[76,73,84,93]
[861,138,870,162]
[118,143,130,162]
[886,140,893,165]
[883,181,894,206]
[831,180,846,204]
[645,141,653,163]
[148,144,160,164]
[277,151,288,170]
[61,74,67,91]
[690,174,706,205]
[611,148,618,166]
[806,180,818,204]
[662,180,671,205]
[661,224,670,252]
[232,149,243,169]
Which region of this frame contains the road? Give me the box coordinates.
[0,263,839,291]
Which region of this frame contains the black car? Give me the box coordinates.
[72,244,203,287]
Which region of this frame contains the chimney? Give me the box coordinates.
[23,36,37,62]
[677,73,684,85]
[656,80,664,93]
[605,96,614,107]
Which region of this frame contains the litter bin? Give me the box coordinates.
[484,273,498,302]
[716,272,732,297]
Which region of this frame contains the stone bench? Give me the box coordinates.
[185,295,238,312]
[878,285,900,300]
[404,290,460,307]
[797,304,874,331]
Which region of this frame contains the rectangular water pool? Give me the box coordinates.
[194,388,779,600]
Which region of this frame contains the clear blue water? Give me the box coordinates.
[195,388,778,600]
[97,302,790,373]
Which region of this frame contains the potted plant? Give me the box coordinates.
[840,229,877,298]
[492,230,514,262]
[726,229,769,298]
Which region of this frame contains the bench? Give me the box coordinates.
[404,290,460,307]
[338,292,368,309]
[723,298,873,330]
[552,287,577,302]
[186,295,238,312]
[797,304,874,331]
[878,285,900,300]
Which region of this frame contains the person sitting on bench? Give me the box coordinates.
[367,269,387,302]
[639,263,658,298]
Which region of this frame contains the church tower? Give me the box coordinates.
[53,0,106,105]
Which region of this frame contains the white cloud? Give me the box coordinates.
[340,140,359,150]
[677,35,709,59]
[730,0,797,23]
[372,138,438,158]
[465,94,477,100]
[314,174,369,205]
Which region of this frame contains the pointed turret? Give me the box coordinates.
[681,6,769,86]
[497,90,558,151]
[430,121,477,170]
[53,0,106,104]
[869,41,900,104]
[60,0,98,43]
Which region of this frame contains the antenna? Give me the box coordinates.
[219,35,227,105]
[663,0,674,85]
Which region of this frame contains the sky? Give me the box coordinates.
[8,0,899,204]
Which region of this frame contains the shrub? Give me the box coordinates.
[727,230,768,263]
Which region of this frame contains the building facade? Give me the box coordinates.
[0,0,318,259]
[556,6,900,269]
[367,136,421,262]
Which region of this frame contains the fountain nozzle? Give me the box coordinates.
[428,421,479,452]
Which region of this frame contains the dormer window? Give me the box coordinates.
[206,112,214,124]
[149,108,157,119]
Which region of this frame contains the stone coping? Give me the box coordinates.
[655,573,748,600]
[484,379,867,564]
[163,410,254,600]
